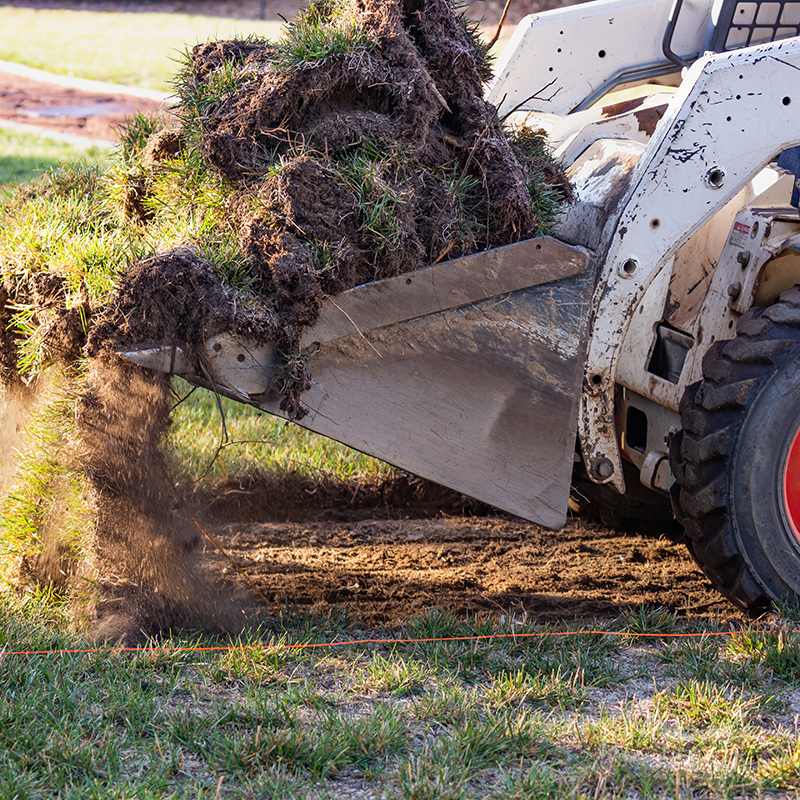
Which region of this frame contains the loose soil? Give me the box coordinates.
[196,494,737,625]
[0,0,740,631]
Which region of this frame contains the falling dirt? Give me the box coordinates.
[73,358,247,641]
[0,382,38,490]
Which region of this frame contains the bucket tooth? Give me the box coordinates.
[118,334,276,401]
[118,344,191,374]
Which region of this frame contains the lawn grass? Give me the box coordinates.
[0,8,284,91]
[1,593,799,799]
[167,379,391,484]
[0,127,108,186]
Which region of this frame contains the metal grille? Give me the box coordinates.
[707,0,800,52]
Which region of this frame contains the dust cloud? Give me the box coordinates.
[75,359,247,643]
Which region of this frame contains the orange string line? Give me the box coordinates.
[2,627,797,657]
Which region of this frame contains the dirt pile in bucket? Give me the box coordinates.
[91,0,571,416]
[0,0,570,638]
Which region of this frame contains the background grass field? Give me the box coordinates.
[0,127,108,185]
[0,7,284,90]
[166,380,391,484]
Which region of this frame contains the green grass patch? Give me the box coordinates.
[0,599,797,798]
[357,651,433,696]
[726,626,800,681]
[167,379,390,484]
[0,8,284,91]
[487,667,588,710]
[273,0,375,70]
[0,128,107,187]
[653,680,765,729]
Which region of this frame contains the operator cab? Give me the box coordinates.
[489,0,800,252]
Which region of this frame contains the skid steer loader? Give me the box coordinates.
[125,0,800,614]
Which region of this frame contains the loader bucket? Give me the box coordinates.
[259,237,594,529]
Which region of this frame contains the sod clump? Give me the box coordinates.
[0,0,570,638]
[97,0,571,417]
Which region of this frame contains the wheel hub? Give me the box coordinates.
[782,419,800,541]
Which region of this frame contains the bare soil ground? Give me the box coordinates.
[0,0,740,628]
[0,71,166,142]
[199,509,735,626]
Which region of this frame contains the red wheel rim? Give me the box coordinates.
[783,420,800,541]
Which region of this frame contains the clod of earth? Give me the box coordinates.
[0,0,571,639]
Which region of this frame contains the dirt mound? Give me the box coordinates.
[188,0,541,257]
[96,0,570,417]
[87,247,276,358]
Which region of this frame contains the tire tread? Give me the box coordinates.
[671,289,800,613]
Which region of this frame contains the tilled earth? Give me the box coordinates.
[0,71,167,143]
[198,505,738,625]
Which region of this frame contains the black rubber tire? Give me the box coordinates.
[671,285,800,614]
